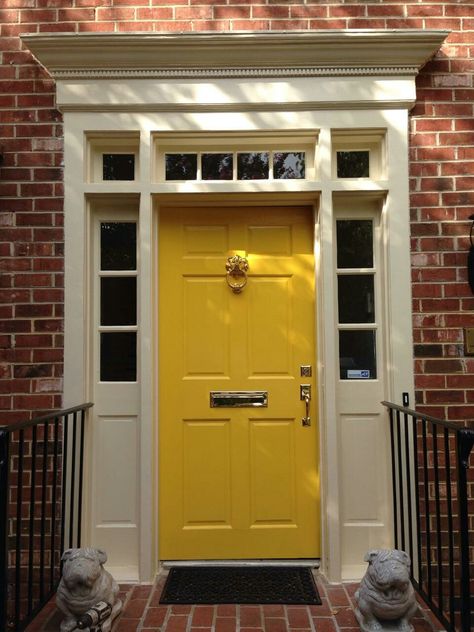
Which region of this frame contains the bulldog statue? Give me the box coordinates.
[355,550,418,632]
[56,548,122,632]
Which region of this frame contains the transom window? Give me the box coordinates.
[164,150,306,181]
[153,133,317,183]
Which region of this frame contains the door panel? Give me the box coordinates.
[183,420,232,526]
[249,419,296,525]
[159,206,319,559]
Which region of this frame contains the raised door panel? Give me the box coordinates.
[183,420,232,527]
[184,279,230,377]
[247,279,291,376]
[249,419,296,526]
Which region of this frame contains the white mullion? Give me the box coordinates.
[337,323,378,331]
[98,325,138,333]
[99,270,137,278]
[336,268,375,275]
[197,152,202,181]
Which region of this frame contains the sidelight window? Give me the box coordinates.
[99,221,138,382]
[336,219,377,380]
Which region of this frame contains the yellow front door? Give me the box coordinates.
[159,205,319,559]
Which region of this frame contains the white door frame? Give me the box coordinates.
[22,30,447,583]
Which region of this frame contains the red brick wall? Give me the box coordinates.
[1,1,473,423]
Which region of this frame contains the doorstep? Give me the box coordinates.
[26,571,445,632]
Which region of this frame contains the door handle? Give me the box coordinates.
[300,384,311,427]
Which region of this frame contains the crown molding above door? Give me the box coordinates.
[22,30,448,81]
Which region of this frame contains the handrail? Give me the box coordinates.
[0,402,94,434]
[382,401,473,632]
[0,403,93,632]
[381,400,468,431]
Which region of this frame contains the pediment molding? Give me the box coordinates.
[22,30,448,80]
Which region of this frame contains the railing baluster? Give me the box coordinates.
[39,422,48,602]
[421,418,432,602]
[456,428,474,632]
[15,429,24,628]
[412,414,422,589]
[28,425,38,615]
[0,431,10,632]
[396,410,405,551]
[388,407,398,549]
[69,412,78,549]
[403,411,414,570]
[432,424,443,615]
[443,428,455,627]
[50,416,60,592]
[60,413,69,558]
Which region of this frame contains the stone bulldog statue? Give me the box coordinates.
[355,550,418,632]
[56,548,122,632]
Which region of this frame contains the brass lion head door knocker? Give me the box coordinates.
[226,254,249,294]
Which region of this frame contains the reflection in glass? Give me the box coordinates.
[101,277,137,326]
[202,153,233,180]
[101,222,137,271]
[237,153,269,180]
[103,154,135,181]
[339,330,377,380]
[338,275,375,324]
[337,220,373,269]
[273,152,305,179]
[165,153,198,180]
[337,151,369,178]
[100,332,137,381]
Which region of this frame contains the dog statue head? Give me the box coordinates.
[61,548,108,594]
[364,549,411,594]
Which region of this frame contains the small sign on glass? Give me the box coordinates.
[347,369,370,379]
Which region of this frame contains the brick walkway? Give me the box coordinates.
[27,571,443,632]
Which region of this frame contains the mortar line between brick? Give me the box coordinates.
[137,577,164,631]
[185,604,195,632]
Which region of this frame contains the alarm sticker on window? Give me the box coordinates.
[347,369,370,379]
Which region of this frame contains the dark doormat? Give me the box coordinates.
[160,566,322,604]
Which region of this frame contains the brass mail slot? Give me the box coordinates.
[210,391,268,408]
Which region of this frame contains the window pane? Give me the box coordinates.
[202,153,233,180]
[100,332,137,381]
[336,151,369,178]
[165,153,197,180]
[101,277,136,326]
[338,275,375,324]
[101,222,137,271]
[273,152,305,179]
[237,153,269,180]
[336,220,373,269]
[103,154,135,181]
[339,330,376,380]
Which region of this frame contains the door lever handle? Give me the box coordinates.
[300,384,311,427]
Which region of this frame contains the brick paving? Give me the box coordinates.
[26,570,444,632]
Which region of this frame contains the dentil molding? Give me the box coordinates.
[22,30,448,80]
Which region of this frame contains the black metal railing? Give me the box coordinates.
[0,403,93,631]
[383,401,474,632]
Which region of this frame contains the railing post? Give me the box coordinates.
[0,430,10,631]
[456,428,474,632]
